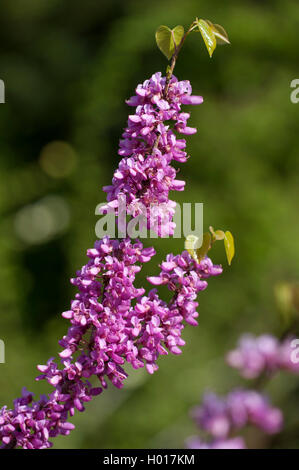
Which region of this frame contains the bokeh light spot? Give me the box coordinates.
[14,195,70,245]
[39,141,77,178]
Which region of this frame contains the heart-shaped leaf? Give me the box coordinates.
[155,25,184,60]
[205,20,230,45]
[196,19,216,57]
[171,25,185,50]
[224,231,235,265]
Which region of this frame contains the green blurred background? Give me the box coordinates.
[0,0,298,448]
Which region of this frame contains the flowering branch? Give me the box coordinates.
[0,19,230,449]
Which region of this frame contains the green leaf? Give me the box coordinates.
[205,20,230,45]
[155,25,184,60]
[224,231,235,265]
[172,25,185,50]
[196,232,211,261]
[196,19,216,57]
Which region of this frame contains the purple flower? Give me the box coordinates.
[191,389,283,441]
[227,334,299,379]
[102,72,203,236]
[192,393,230,438]
[227,390,283,434]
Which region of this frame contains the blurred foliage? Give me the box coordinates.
[0,0,299,449]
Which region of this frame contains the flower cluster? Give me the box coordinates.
[227,334,299,379]
[0,237,222,448]
[102,72,203,236]
[0,70,223,449]
[0,388,78,449]
[148,253,222,327]
[1,237,155,448]
[187,389,283,449]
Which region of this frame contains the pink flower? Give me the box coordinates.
[102,72,203,236]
